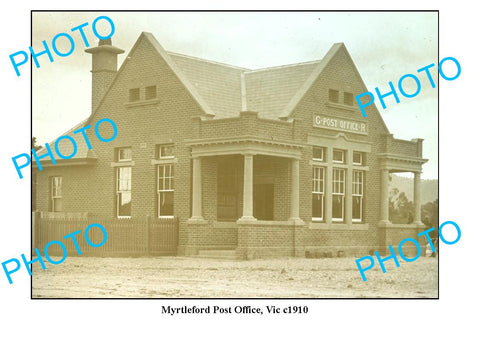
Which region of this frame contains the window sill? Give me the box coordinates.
[310,162,369,170]
[309,222,369,231]
[124,99,160,108]
[326,102,357,112]
[111,161,135,167]
[151,158,178,165]
[331,163,348,169]
[310,160,327,166]
[353,165,369,171]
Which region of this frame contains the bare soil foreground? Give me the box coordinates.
[32,256,438,298]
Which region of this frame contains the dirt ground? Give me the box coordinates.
[32,256,438,298]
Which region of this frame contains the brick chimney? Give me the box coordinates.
[85,38,124,113]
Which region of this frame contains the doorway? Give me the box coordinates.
[253,183,274,220]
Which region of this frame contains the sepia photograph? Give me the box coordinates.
[31,11,438,298]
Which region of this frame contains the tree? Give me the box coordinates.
[422,199,439,229]
[389,189,414,224]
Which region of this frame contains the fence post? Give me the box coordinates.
[146,215,151,256]
[89,212,100,256]
[174,217,179,254]
[32,211,41,254]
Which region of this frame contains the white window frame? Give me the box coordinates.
[51,176,63,212]
[158,164,174,218]
[312,167,325,221]
[333,149,345,164]
[353,151,363,165]
[312,147,325,161]
[118,147,132,162]
[158,144,174,159]
[352,170,364,222]
[332,168,345,222]
[116,167,132,218]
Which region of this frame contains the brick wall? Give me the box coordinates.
[380,225,429,257]
[92,71,116,113]
[294,227,379,257]
[178,222,238,256]
[35,165,95,213]
[237,224,295,259]
[383,134,420,157]
[197,112,294,140]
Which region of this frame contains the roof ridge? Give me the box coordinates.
[244,59,322,74]
[166,50,251,71]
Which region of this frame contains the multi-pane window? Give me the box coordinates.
[311,147,367,224]
[50,177,63,212]
[312,167,325,221]
[344,92,354,106]
[333,149,345,163]
[129,88,140,102]
[353,151,363,165]
[118,147,132,161]
[116,167,132,217]
[145,85,157,100]
[157,144,174,159]
[352,170,364,222]
[332,168,345,222]
[158,164,174,217]
[312,147,325,161]
[329,89,339,103]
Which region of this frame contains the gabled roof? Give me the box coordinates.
[167,51,247,118]
[34,118,98,166]
[86,32,342,122]
[245,60,321,119]
[167,50,323,119]
[37,33,388,162]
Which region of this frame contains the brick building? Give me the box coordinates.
[33,32,428,259]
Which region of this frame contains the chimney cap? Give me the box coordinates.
[98,38,112,46]
[85,39,124,55]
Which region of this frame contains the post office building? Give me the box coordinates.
[33,32,428,259]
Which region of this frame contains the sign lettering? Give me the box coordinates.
[313,115,368,135]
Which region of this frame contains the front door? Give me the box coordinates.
[253,183,274,220]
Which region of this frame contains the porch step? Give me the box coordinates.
[196,249,238,260]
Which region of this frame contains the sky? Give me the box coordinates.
[31,11,438,178]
